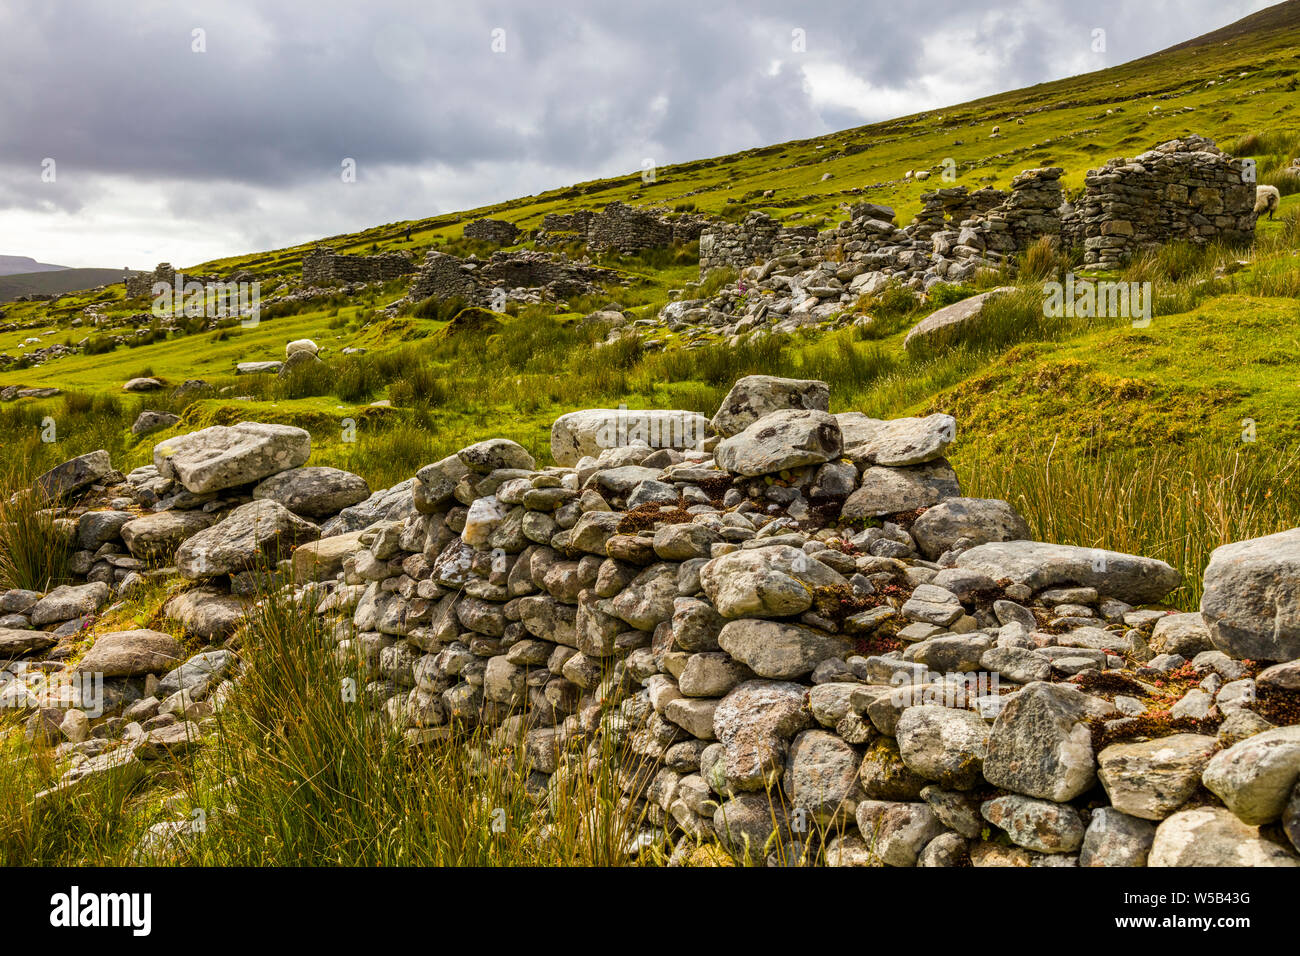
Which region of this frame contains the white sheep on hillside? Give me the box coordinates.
[1255,184,1280,221]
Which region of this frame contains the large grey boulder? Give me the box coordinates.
[29,582,111,626]
[1148,807,1299,866]
[131,411,181,436]
[903,287,1016,350]
[75,629,183,677]
[456,438,534,474]
[841,460,960,519]
[252,466,370,519]
[710,375,830,438]
[35,450,112,500]
[175,499,320,579]
[956,540,1180,605]
[120,510,218,560]
[154,423,311,494]
[162,587,253,640]
[910,497,1030,559]
[1097,734,1218,820]
[700,544,847,618]
[550,409,707,465]
[718,619,852,679]
[1202,726,1300,825]
[714,409,841,477]
[0,628,58,657]
[983,681,1097,801]
[1200,529,1300,662]
[836,412,956,467]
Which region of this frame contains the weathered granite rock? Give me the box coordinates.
[76,629,183,677]
[120,510,219,560]
[29,583,111,626]
[836,413,956,467]
[252,466,370,519]
[983,681,1097,801]
[551,408,707,465]
[1148,806,1299,867]
[841,460,960,519]
[1202,726,1300,825]
[700,544,847,618]
[35,450,112,500]
[903,287,1017,350]
[714,409,841,477]
[710,375,830,438]
[154,423,312,494]
[910,497,1030,559]
[956,541,1180,605]
[1097,734,1218,820]
[175,500,320,579]
[1200,529,1300,661]
[718,619,852,679]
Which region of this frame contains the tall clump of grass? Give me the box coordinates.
[188,597,651,866]
[959,439,1300,609]
[0,466,72,592]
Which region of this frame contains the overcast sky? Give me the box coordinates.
[0,0,1276,268]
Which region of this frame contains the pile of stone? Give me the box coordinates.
[6,374,1298,866]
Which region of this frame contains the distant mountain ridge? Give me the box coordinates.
[0,255,69,276]
[0,267,145,303]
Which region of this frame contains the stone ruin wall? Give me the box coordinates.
[1065,135,1257,270]
[407,249,625,306]
[697,136,1259,278]
[463,218,522,245]
[536,203,715,252]
[125,263,177,298]
[301,247,414,286]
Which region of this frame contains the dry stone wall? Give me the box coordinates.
[697,136,1259,281]
[301,246,414,285]
[12,372,1300,867]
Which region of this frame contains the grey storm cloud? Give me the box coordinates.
[0,0,1274,265]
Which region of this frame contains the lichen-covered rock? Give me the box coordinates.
[895,704,990,789]
[154,423,312,494]
[956,540,1180,605]
[175,500,320,579]
[709,375,830,438]
[1202,726,1300,825]
[713,409,841,477]
[909,497,1030,559]
[699,544,846,619]
[836,412,956,467]
[1200,528,1300,661]
[841,460,960,519]
[252,466,370,519]
[1096,734,1218,820]
[1148,806,1300,867]
[718,619,852,679]
[983,681,1097,801]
